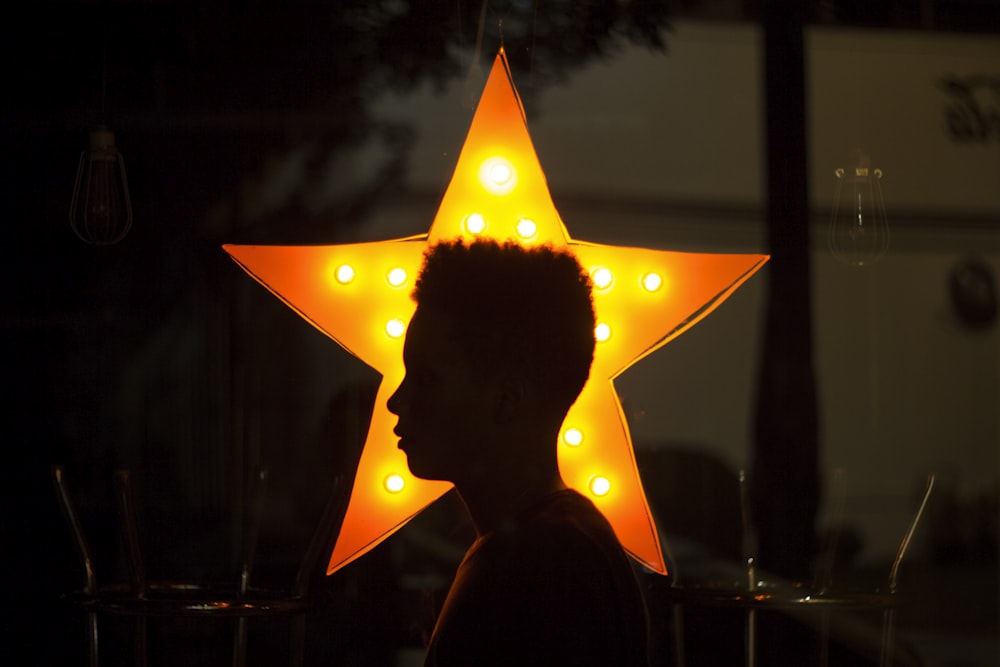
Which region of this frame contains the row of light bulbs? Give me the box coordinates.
[381,472,613,497]
[333,261,665,294]
[330,261,666,345]
[376,386,611,495]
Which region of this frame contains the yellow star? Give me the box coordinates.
[224,49,768,576]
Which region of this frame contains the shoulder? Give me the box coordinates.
[481,490,630,577]
[517,490,621,550]
[428,491,651,667]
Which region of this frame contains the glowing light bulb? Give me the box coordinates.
[562,428,583,447]
[516,218,537,240]
[464,213,486,235]
[385,318,406,339]
[490,163,512,185]
[591,267,614,291]
[480,158,517,195]
[595,322,611,342]
[641,272,663,292]
[589,476,611,497]
[334,264,355,285]
[386,267,408,287]
[383,474,405,494]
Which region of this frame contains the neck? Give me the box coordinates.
[454,458,566,536]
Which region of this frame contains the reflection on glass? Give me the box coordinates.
[70,127,132,245]
[828,152,889,267]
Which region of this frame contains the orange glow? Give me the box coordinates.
[223,49,768,576]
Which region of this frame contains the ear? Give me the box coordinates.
[494,374,526,424]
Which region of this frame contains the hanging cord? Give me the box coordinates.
[529,0,538,89]
[99,42,108,126]
[473,0,489,65]
[460,0,491,107]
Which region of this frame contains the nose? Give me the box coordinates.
[387,375,406,417]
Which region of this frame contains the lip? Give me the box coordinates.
[393,428,412,450]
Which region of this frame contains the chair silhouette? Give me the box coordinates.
[636,448,934,667]
[52,464,347,667]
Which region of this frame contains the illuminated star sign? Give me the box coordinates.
[224,49,768,575]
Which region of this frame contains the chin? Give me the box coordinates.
[404,456,452,483]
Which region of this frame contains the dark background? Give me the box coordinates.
[3,1,997,665]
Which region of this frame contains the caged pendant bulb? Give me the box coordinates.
[70,127,132,245]
[828,152,889,267]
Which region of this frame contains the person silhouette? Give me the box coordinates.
[388,238,650,667]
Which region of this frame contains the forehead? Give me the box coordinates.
[402,308,467,368]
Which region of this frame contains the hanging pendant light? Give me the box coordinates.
[828,152,889,267]
[70,126,132,245]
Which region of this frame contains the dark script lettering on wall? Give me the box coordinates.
[940,75,1000,143]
